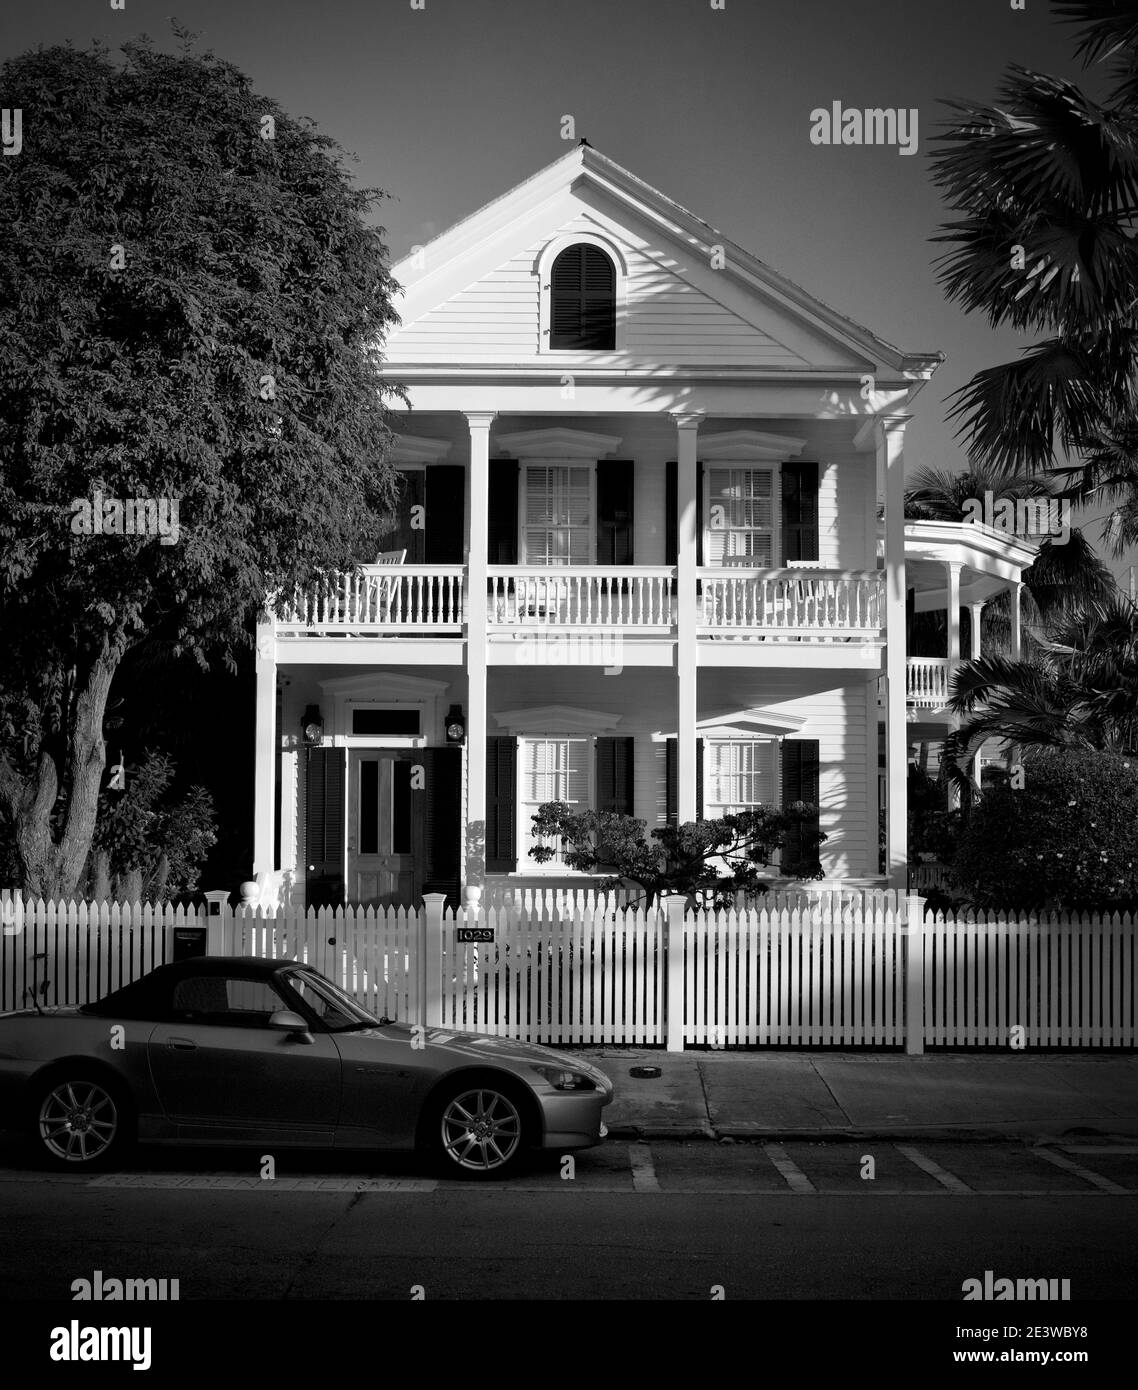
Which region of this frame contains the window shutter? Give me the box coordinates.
[597,461,634,566]
[596,736,634,815]
[305,747,344,908]
[696,462,704,567]
[781,461,819,563]
[550,244,615,350]
[488,460,519,564]
[665,460,677,567]
[781,738,821,874]
[422,747,462,910]
[664,737,701,823]
[382,470,426,562]
[485,736,517,872]
[424,466,465,564]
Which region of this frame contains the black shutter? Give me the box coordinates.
[597,462,634,565]
[424,465,465,563]
[550,244,615,350]
[421,746,462,910]
[485,736,517,872]
[781,739,821,874]
[696,462,704,567]
[487,459,519,564]
[665,460,677,567]
[305,747,344,908]
[596,737,634,815]
[664,737,701,823]
[781,461,819,563]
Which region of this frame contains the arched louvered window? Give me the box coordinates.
[549,244,615,350]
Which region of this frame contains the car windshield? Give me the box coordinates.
[282,969,387,1032]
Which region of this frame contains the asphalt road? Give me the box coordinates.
[1,1138,1136,1301]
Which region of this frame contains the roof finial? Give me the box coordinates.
[578,137,591,147]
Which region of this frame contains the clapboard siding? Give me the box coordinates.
[389,212,813,367]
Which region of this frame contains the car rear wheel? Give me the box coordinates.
[434,1081,529,1180]
[33,1075,131,1170]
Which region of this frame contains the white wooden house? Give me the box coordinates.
[250,144,1034,910]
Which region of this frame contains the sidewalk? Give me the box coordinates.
[576,1049,1138,1142]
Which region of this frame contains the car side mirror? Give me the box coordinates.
[268,1008,313,1043]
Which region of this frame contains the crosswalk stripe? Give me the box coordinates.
[1034,1147,1129,1194]
[763,1144,815,1193]
[895,1144,972,1193]
[628,1144,661,1192]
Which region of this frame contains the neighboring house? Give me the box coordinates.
[249,144,1030,910]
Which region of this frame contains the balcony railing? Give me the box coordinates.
[697,568,883,634]
[907,657,950,706]
[272,565,465,631]
[487,567,675,630]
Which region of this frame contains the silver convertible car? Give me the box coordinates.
[0,956,613,1179]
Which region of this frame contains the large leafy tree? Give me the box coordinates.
[0,34,403,896]
[929,1,1138,554]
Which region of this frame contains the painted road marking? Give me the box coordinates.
[1034,1147,1129,1194]
[895,1144,972,1193]
[1062,1145,1138,1156]
[763,1144,815,1193]
[628,1144,661,1192]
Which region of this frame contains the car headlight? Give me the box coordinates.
[532,1065,598,1092]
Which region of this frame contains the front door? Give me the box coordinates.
[347,751,424,907]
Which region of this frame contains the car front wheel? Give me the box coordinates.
[33,1075,131,1170]
[434,1082,529,1180]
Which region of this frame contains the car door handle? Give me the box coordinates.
[166,1038,197,1050]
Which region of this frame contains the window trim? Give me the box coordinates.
[536,233,627,355]
[516,733,597,871]
[518,459,597,566]
[703,463,782,568]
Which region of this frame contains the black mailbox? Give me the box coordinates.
[171,925,207,961]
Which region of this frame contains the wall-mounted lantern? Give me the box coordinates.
[445,704,466,745]
[301,704,324,746]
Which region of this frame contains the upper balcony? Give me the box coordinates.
[269,563,886,659]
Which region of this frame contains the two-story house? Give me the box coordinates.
[250,144,1018,910]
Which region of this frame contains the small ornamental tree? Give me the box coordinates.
[0,33,404,896]
[528,802,826,907]
[950,749,1138,912]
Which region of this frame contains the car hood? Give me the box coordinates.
[349,1023,612,1087]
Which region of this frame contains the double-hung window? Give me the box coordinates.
[706,468,776,566]
[520,736,591,866]
[703,739,777,818]
[522,465,592,565]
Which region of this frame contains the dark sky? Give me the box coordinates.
[6,0,1131,580]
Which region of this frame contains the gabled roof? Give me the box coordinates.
[389,144,942,382]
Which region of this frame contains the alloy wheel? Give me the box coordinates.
[38,1080,120,1164]
[439,1087,523,1173]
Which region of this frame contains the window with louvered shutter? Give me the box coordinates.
[521,736,590,865]
[780,738,822,874]
[549,244,615,350]
[781,461,819,563]
[706,468,774,565]
[703,739,776,818]
[523,465,592,565]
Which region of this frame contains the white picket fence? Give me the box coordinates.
[2,890,1134,1050]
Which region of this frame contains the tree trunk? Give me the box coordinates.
[10,644,121,900]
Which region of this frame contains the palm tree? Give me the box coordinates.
[929,1,1138,553]
[941,594,1138,797]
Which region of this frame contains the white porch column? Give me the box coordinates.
[970,601,984,660]
[252,619,277,879]
[673,411,701,821]
[878,417,909,891]
[946,561,963,676]
[1009,580,1022,660]
[465,411,495,885]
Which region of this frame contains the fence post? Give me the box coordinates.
[662,893,687,1053]
[1,888,23,940]
[420,893,447,1029]
[904,892,926,1055]
[202,889,231,956]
